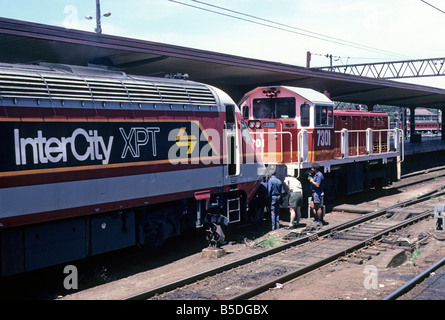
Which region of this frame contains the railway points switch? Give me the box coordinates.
[434,205,444,233]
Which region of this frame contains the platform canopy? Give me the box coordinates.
[1,17,445,108]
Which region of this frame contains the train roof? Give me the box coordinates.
[334,109,388,117]
[0,62,217,106]
[240,85,333,105]
[281,86,333,105]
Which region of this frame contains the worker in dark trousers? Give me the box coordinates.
[251,180,267,223]
[308,163,326,226]
[267,171,285,230]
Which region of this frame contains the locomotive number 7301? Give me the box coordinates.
[317,129,331,147]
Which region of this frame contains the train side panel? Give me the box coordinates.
[0,63,264,276]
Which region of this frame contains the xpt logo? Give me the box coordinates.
[119,127,160,159]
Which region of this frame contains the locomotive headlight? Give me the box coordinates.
[255,121,262,129]
[249,121,255,129]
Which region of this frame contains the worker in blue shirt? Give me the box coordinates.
[267,171,286,230]
[308,163,325,226]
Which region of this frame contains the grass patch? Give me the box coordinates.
[254,234,283,248]
[405,245,421,267]
[411,246,421,261]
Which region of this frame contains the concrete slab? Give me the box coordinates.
[202,247,226,259]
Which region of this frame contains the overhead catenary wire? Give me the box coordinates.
[189,0,408,58]
[167,0,409,59]
[421,0,445,15]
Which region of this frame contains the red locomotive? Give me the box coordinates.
[240,86,403,199]
[0,62,264,276]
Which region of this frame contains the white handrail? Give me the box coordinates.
[334,128,396,157]
[249,128,403,179]
[249,131,293,164]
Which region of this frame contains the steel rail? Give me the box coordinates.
[122,187,445,300]
[383,256,445,300]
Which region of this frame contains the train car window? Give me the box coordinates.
[226,105,236,123]
[225,104,239,176]
[301,103,310,127]
[253,98,295,119]
[315,105,333,127]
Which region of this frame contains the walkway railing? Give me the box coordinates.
[249,128,404,176]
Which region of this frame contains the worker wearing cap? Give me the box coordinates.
[308,163,325,226]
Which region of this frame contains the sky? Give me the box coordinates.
[2,0,445,88]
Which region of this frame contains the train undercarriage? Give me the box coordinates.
[0,189,247,277]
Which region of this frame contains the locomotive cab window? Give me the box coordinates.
[276,98,296,119]
[315,105,333,127]
[253,98,295,119]
[242,105,249,119]
[253,99,273,119]
[300,103,310,127]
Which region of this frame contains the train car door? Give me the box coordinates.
[225,105,240,178]
[313,104,334,162]
[223,104,243,224]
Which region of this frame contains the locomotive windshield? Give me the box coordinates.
[253,98,296,119]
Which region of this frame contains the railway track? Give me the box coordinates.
[123,186,445,300]
[384,256,445,300]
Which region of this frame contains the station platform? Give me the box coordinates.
[403,137,445,156]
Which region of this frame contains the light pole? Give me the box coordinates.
[85,0,111,34]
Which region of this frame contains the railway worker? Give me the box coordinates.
[267,170,286,230]
[283,175,302,230]
[308,163,326,226]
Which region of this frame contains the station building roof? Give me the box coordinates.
[1,17,445,108]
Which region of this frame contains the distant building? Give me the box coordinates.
[406,108,441,135]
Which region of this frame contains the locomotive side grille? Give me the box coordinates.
[156,84,191,104]
[86,78,130,102]
[125,81,217,105]
[0,72,50,99]
[187,87,217,105]
[124,81,163,103]
[44,75,93,100]
[0,67,217,106]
